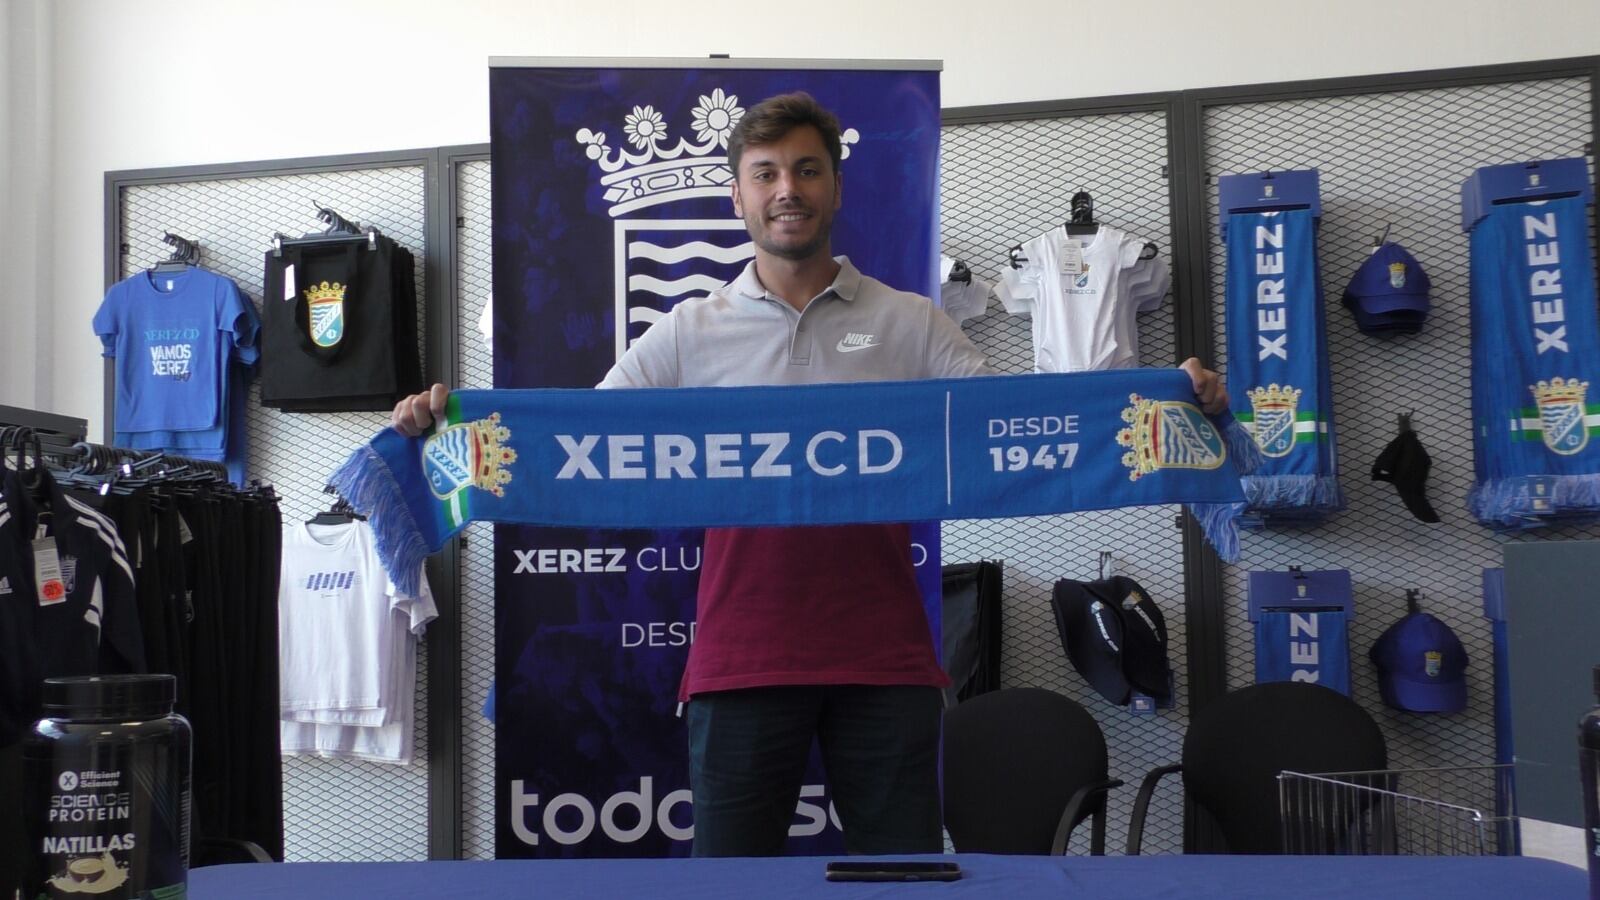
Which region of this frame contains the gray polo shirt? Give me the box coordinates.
[598,256,993,389]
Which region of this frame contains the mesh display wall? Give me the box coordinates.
[111,62,1596,861]
[454,158,499,860]
[938,110,1191,855]
[118,164,433,861]
[1202,76,1600,842]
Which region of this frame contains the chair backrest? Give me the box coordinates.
[1182,681,1387,854]
[943,687,1109,854]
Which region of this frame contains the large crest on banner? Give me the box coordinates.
[575,90,861,359]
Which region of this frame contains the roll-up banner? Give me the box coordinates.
[489,58,943,857]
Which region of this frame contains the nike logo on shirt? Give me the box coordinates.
[836,333,880,353]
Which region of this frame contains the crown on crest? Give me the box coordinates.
[573,89,861,217]
[304,281,346,303]
[1247,383,1301,410]
[1533,376,1588,406]
[1117,393,1159,481]
[471,413,517,497]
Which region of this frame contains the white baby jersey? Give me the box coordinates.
[1004,226,1166,372]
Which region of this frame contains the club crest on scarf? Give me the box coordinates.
[574,91,860,361]
[1246,383,1302,458]
[1117,393,1227,480]
[1531,377,1592,456]
[424,413,517,500]
[305,280,347,348]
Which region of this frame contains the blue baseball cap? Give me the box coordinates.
[1369,611,1468,713]
[1342,242,1431,336]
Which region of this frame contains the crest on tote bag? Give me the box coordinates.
[574,90,860,361]
[305,280,347,348]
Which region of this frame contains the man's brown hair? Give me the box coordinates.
[727,91,843,177]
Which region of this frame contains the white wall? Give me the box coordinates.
[1,0,54,413]
[10,0,1598,434]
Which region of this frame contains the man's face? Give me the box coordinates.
[730,124,842,262]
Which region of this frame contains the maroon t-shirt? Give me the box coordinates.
[679,523,950,701]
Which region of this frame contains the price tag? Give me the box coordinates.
[283,263,296,302]
[1058,242,1084,276]
[33,537,66,605]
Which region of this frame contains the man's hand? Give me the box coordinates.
[1180,358,1228,415]
[392,383,449,436]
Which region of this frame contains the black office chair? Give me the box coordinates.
[193,837,275,867]
[943,687,1123,854]
[1126,681,1387,855]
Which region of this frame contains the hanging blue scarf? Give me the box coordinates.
[1468,196,1600,530]
[1225,208,1344,524]
[330,371,1260,597]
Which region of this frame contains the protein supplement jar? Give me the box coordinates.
[22,675,191,899]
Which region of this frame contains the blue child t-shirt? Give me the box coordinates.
[93,267,258,434]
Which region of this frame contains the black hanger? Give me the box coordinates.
[1064,191,1098,237]
[15,429,45,493]
[151,232,201,274]
[947,259,972,285]
[1138,242,1160,261]
[310,486,365,525]
[272,204,381,257]
[1404,588,1422,615]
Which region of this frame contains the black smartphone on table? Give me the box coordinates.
[824,861,962,882]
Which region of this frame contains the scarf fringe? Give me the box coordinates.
[1241,474,1345,511]
[1188,501,1246,563]
[1469,474,1600,531]
[1222,418,1264,475]
[329,444,431,598]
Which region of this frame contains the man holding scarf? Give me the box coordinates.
[393,92,1228,857]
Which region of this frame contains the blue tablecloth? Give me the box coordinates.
[190,852,1583,899]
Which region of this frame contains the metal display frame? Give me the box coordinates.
[98,54,1598,858]
[104,148,464,859]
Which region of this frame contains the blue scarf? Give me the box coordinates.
[1254,610,1351,695]
[1225,208,1344,524]
[1469,196,1600,530]
[331,371,1259,597]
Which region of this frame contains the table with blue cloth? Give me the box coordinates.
[191,852,1583,899]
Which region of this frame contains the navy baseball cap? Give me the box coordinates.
[1369,611,1468,713]
[1051,576,1172,706]
[1342,242,1431,336]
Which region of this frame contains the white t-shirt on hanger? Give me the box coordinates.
[278,521,436,763]
[939,255,991,327]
